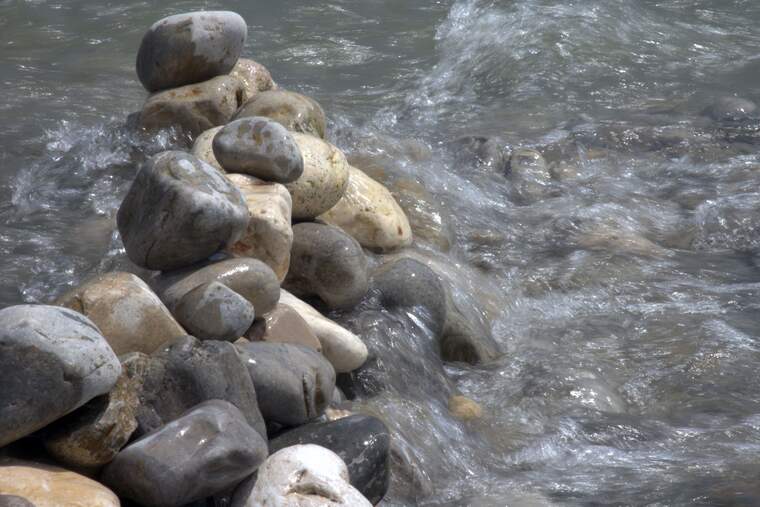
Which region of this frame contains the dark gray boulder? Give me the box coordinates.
[174,281,255,342]
[102,400,267,507]
[117,151,249,271]
[136,11,247,92]
[269,415,390,504]
[236,342,335,427]
[212,117,304,182]
[0,305,121,448]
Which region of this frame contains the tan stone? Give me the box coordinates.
[286,133,350,219]
[226,174,293,281]
[139,75,246,138]
[229,58,276,102]
[246,303,322,352]
[191,126,225,172]
[55,272,185,356]
[234,90,325,139]
[448,395,483,420]
[320,166,412,252]
[0,460,119,507]
[388,178,454,251]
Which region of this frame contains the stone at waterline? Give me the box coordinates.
[245,302,322,352]
[225,174,293,281]
[0,305,121,448]
[269,415,390,504]
[117,151,249,271]
[153,256,280,317]
[286,132,350,219]
[174,281,255,342]
[102,400,267,507]
[43,353,147,468]
[191,126,224,171]
[702,96,758,122]
[242,445,372,507]
[234,89,326,139]
[507,147,553,202]
[448,395,483,420]
[230,58,277,102]
[136,11,247,92]
[236,341,336,427]
[0,459,120,507]
[319,165,413,252]
[279,289,368,373]
[284,222,369,309]
[213,116,304,183]
[138,75,246,139]
[388,177,455,252]
[54,271,186,356]
[450,135,510,173]
[133,336,266,439]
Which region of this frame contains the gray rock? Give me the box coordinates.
[139,76,246,139]
[373,258,499,365]
[452,136,509,172]
[233,90,326,139]
[117,151,249,271]
[102,400,267,507]
[236,342,336,427]
[154,256,280,317]
[43,353,146,468]
[269,415,390,504]
[212,117,304,182]
[508,148,553,202]
[174,281,255,342]
[284,223,369,309]
[703,96,758,122]
[0,305,121,448]
[135,336,266,439]
[0,496,35,507]
[136,11,247,92]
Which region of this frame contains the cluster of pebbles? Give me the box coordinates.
[0,10,502,507]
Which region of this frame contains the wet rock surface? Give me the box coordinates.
[234,90,326,138]
[229,58,276,101]
[174,281,255,342]
[245,302,322,351]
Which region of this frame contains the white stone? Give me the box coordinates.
[279,290,367,373]
[244,445,372,507]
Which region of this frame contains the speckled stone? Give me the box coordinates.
[191,126,225,171]
[284,222,369,309]
[229,58,276,101]
[285,132,350,219]
[117,151,249,271]
[234,90,326,138]
[136,11,247,92]
[0,496,35,507]
[0,305,121,448]
[102,400,267,507]
[174,281,255,342]
[213,117,303,182]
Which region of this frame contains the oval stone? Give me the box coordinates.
[136,11,247,92]
[234,90,326,139]
[213,117,304,182]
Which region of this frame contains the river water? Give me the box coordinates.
[3,1,760,505]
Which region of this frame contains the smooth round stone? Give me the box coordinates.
[0,497,34,507]
[43,356,145,468]
[279,290,368,373]
[155,256,280,317]
[213,117,304,182]
[234,90,326,138]
[319,165,412,252]
[117,151,249,271]
[0,460,119,507]
[102,400,267,507]
[135,336,266,439]
[269,415,390,504]
[229,58,276,101]
[448,395,483,420]
[286,133,350,219]
[191,126,225,171]
[136,11,247,92]
[284,222,369,309]
[54,271,186,356]
[388,178,455,251]
[0,305,121,448]
[244,445,372,507]
[703,96,758,122]
[174,281,255,342]
[246,303,322,352]
[236,342,336,427]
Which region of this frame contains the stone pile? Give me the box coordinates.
[0,9,499,506]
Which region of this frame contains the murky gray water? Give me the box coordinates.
[4,0,760,505]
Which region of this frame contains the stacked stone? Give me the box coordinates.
[0,9,501,507]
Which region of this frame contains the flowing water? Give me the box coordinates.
[4,1,760,505]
